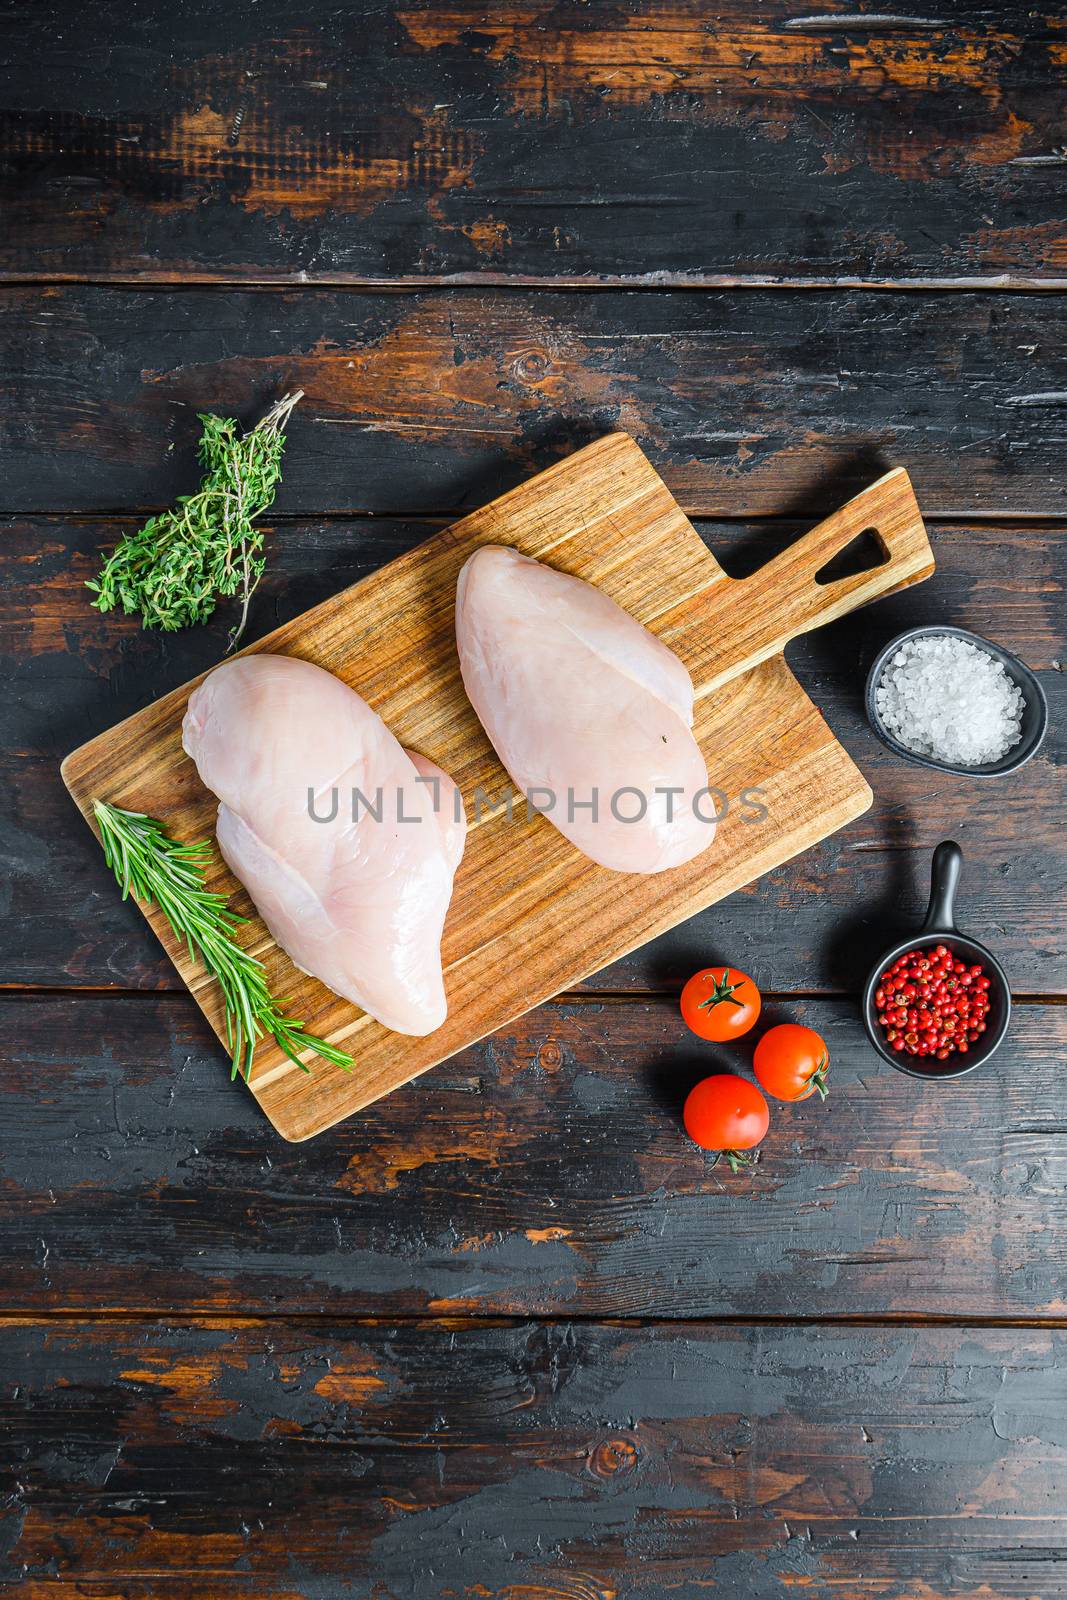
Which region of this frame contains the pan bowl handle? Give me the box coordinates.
[922,840,963,935]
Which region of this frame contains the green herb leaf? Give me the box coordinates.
[92,800,353,1083]
[87,392,302,651]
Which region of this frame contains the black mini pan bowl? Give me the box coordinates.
[861,841,1011,1080]
[865,625,1047,777]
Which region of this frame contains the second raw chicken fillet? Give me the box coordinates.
[182,655,466,1036]
[455,546,715,873]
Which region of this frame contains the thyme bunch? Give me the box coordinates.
[87,391,303,650]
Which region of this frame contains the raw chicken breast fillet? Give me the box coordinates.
[182,655,466,1036]
[455,546,714,873]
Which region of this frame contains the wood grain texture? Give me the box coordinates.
[3,993,1065,1317]
[61,438,936,1137]
[2,286,1065,518]
[4,514,1063,996]
[3,1319,1066,1597]
[4,2,1067,1581]
[1,0,1064,285]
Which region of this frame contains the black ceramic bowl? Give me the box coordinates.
[865,624,1047,776]
[861,841,1012,1080]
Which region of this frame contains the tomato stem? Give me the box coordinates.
[697,969,745,1013]
[711,1149,758,1174]
[809,1054,829,1101]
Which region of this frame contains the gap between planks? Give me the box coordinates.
[1,273,1066,294]
[3,1310,1067,1331]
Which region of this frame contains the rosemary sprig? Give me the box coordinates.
[93,800,353,1083]
[87,392,303,651]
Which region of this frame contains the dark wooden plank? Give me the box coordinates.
[3,514,1062,994]
[2,286,1065,517]
[3,1318,1066,1596]
[2,0,1064,285]
[2,993,1065,1316]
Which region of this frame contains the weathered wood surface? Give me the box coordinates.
[2,1,1064,286]
[3,1319,1066,1597]
[5,0,1067,1584]
[4,515,1062,995]
[3,994,1065,1317]
[3,287,1065,517]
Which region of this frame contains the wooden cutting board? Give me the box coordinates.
[62,433,934,1140]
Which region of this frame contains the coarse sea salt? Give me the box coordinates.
[874,634,1025,767]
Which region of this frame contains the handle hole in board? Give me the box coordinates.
[814,526,890,587]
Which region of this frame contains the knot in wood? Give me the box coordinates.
[589,1436,639,1478]
[512,346,551,383]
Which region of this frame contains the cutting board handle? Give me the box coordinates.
[705,467,935,692]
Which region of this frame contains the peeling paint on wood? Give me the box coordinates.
[2,1320,1066,1595]
[1,1,1063,282]
[0,287,1065,517]
[1,994,1065,1317]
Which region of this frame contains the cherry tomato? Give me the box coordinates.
[683,1074,769,1169]
[753,1023,830,1102]
[680,967,761,1042]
